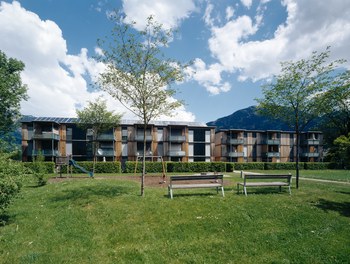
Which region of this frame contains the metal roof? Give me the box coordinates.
[20,116,209,127]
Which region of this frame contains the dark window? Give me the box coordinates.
[193,129,205,142]
[71,125,86,140]
[73,141,87,156]
[194,157,205,162]
[194,143,205,155]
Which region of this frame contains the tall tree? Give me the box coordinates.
[76,97,122,175]
[256,47,348,188]
[97,15,187,196]
[0,50,28,148]
[317,71,350,147]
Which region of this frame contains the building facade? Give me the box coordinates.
[21,117,215,163]
[214,129,323,163]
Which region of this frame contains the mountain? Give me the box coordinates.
[207,106,295,131]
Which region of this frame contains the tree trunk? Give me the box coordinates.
[295,128,300,189]
[141,124,147,196]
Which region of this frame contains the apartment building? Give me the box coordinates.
[21,117,215,163]
[214,129,323,162]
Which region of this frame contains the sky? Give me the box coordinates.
[0,0,350,124]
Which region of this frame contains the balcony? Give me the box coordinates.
[263,139,280,145]
[135,135,153,141]
[169,135,186,142]
[226,138,245,145]
[168,150,186,156]
[32,132,60,140]
[32,149,59,156]
[303,139,320,145]
[262,152,280,158]
[301,152,319,158]
[96,149,115,157]
[228,152,244,157]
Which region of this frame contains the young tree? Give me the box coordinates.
[76,97,122,175]
[0,50,28,149]
[97,15,187,196]
[256,47,348,188]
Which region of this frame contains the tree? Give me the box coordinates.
[317,71,350,148]
[97,15,187,196]
[76,97,122,175]
[327,133,350,169]
[0,50,28,135]
[256,47,347,188]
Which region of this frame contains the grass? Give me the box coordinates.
[0,171,349,263]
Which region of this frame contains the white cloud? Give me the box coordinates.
[122,0,197,30]
[186,59,231,95]
[225,6,234,21]
[0,1,195,122]
[241,0,252,9]
[193,0,350,93]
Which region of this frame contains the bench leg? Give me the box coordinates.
[244,186,247,196]
[279,186,282,192]
[288,185,291,195]
[168,186,173,199]
[237,184,240,194]
[221,186,225,197]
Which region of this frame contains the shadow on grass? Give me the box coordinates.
[49,185,131,203]
[314,199,350,217]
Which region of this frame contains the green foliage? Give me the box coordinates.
[0,50,28,135]
[0,152,25,221]
[166,162,226,173]
[225,162,234,172]
[304,162,331,170]
[70,161,121,174]
[234,162,265,170]
[264,162,300,170]
[327,133,350,168]
[31,153,47,186]
[23,162,55,174]
[76,97,122,174]
[125,161,165,173]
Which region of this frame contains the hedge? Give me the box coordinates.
[125,161,165,173]
[264,162,300,170]
[234,162,265,171]
[304,162,331,170]
[23,162,55,174]
[166,162,226,173]
[70,161,121,174]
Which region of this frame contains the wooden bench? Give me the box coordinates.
[237,172,292,196]
[168,174,225,199]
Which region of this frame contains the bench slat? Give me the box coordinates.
[237,173,292,196]
[168,174,224,199]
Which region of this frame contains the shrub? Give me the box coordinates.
[304,162,331,170]
[23,162,55,174]
[234,162,265,171]
[264,162,299,170]
[225,162,234,172]
[125,161,165,173]
[71,161,121,174]
[32,154,47,186]
[0,153,26,223]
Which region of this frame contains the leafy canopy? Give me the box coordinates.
[0,50,28,134]
[97,14,186,124]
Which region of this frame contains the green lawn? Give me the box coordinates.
[0,172,349,263]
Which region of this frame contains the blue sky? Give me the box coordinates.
[1,0,349,123]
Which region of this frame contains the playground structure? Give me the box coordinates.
[55,156,94,178]
[134,155,166,183]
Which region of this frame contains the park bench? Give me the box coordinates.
[237,172,292,196]
[168,174,225,199]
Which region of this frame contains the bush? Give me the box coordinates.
[234,162,265,171]
[125,161,165,173]
[225,162,234,172]
[32,154,47,186]
[264,162,299,170]
[304,162,331,170]
[166,162,226,173]
[71,161,121,174]
[23,161,55,174]
[0,153,26,223]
